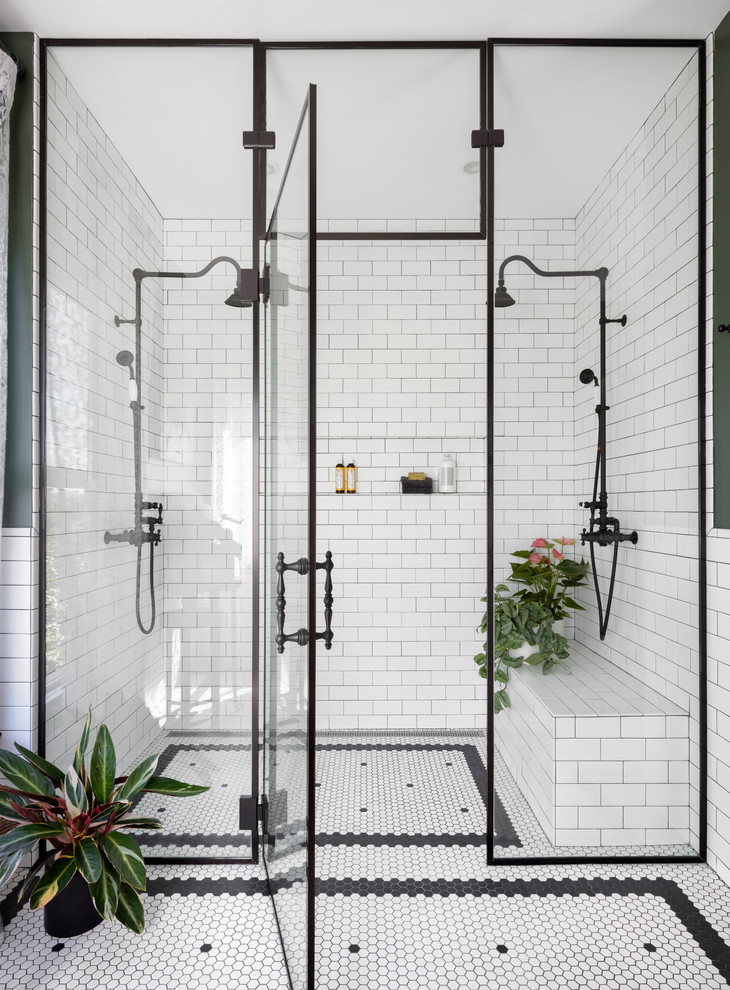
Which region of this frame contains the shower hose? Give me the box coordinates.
[135,539,156,635]
[587,440,619,642]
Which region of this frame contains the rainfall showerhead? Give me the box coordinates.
[116,350,134,370]
[494,282,516,308]
[579,368,598,387]
[224,288,252,309]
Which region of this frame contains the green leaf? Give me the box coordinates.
[143,776,209,798]
[29,854,77,910]
[0,849,26,889]
[0,749,55,798]
[12,745,64,787]
[113,817,162,830]
[494,669,509,683]
[100,832,146,890]
[89,725,116,805]
[493,694,504,714]
[0,822,65,856]
[116,755,159,804]
[75,836,102,884]
[15,850,56,901]
[115,881,145,933]
[73,708,92,777]
[524,653,547,666]
[64,765,88,818]
[91,856,120,921]
[495,689,511,709]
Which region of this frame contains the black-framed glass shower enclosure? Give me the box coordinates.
[39,35,706,990]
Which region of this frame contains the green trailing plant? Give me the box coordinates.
[474,537,590,714]
[0,709,208,933]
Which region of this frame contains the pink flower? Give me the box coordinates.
[530,538,548,548]
[552,548,564,560]
[558,536,576,546]
[529,552,542,564]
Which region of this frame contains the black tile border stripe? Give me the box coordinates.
[133,875,730,984]
[140,738,522,853]
[312,876,730,983]
[4,870,729,984]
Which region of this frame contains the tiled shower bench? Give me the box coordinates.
[496,643,690,847]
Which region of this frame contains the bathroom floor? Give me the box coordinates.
[3,860,730,989]
[2,733,728,989]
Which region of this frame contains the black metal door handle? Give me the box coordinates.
[315,551,334,650]
[275,552,309,653]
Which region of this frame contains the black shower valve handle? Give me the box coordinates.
[143,501,164,526]
[718,325,730,333]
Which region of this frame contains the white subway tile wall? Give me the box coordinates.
[162,219,254,732]
[316,238,489,731]
[572,52,701,846]
[43,54,166,770]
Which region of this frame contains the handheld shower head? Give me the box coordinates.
[116,350,138,401]
[579,368,598,387]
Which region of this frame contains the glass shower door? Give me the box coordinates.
[263,85,317,990]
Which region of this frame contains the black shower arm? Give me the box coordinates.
[497,254,608,285]
[132,256,243,285]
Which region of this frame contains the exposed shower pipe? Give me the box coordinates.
[495,254,638,640]
[106,256,256,635]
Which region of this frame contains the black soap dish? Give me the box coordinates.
[400,476,433,494]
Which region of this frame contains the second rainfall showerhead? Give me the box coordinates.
[579,368,599,387]
[494,281,516,308]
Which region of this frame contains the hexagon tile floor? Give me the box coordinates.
[2,731,730,989]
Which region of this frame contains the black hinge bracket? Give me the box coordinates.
[239,795,265,831]
[242,130,276,149]
[471,129,505,148]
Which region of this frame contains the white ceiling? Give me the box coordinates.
[493,45,695,218]
[0,0,727,41]
[51,47,254,220]
[46,42,698,221]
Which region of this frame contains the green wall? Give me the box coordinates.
[0,32,33,529]
[715,14,730,529]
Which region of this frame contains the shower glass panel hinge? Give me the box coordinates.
[238,267,270,304]
[242,130,276,149]
[239,795,263,832]
[471,128,505,148]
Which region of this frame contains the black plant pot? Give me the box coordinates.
[43,872,103,937]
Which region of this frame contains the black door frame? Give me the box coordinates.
[485,37,707,866]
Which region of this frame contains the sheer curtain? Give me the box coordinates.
[0,50,17,542]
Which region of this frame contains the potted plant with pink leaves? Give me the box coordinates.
[0,709,208,936]
[474,537,590,713]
